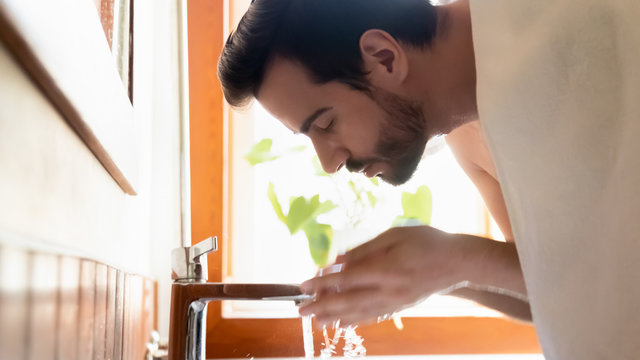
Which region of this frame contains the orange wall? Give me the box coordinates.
[188,0,225,283]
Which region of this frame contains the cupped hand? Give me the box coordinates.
[298,226,476,326]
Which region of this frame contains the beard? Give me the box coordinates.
[346,89,428,185]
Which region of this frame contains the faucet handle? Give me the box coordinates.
[172,236,218,282]
[189,236,217,263]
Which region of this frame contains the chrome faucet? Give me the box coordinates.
[168,236,312,360]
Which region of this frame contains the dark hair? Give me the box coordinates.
[218,0,439,107]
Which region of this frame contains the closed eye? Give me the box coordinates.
[315,116,335,132]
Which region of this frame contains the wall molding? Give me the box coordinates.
[0,0,137,195]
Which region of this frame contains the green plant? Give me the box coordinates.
[245,138,305,165]
[267,183,337,266]
[393,185,433,227]
[246,138,432,267]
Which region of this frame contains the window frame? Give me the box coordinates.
[188,0,541,357]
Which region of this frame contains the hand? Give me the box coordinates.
[298,226,477,326]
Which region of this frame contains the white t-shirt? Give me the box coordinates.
[470,0,640,359]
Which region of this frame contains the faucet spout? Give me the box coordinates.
[168,283,312,360]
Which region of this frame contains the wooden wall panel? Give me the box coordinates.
[113,270,125,360]
[94,263,109,360]
[0,245,157,358]
[28,253,58,360]
[133,276,147,360]
[105,266,118,360]
[57,256,80,360]
[121,274,130,360]
[123,275,146,360]
[78,260,97,359]
[122,274,134,360]
[0,245,29,360]
[142,278,157,351]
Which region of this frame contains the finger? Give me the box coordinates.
[300,265,391,294]
[333,296,416,328]
[299,288,378,316]
[316,262,344,276]
[312,295,402,327]
[315,252,375,277]
[332,305,393,327]
[301,284,414,318]
[333,253,347,264]
[299,289,386,325]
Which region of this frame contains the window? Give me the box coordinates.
[226,102,503,319]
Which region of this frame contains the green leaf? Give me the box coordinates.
[367,191,377,208]
[286,196,317,234]
[309,194,320,212]
[314,200,338,217]
[282,194,337,235]
[245,139,278,165]
[267,183,287,224]
[399,185,432,225]
[303,221,333,267]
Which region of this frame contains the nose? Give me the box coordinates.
[310,136,349,174]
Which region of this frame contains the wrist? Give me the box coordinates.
[456,234,525,293]
[450,233,492,283]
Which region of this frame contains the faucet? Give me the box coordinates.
[168,236,312,360]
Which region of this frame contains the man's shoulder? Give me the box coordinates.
[445,120,497,179]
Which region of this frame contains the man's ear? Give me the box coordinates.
[359,29,409,90]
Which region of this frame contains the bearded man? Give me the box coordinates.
[217,0,640,359]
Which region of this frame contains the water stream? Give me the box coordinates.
[302,315,315,359]
[302,316,366,359]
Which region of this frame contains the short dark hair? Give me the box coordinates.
[218,0,439,107]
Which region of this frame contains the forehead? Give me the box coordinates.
[256,58,343,132]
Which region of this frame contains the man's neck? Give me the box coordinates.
[406,0,478,136]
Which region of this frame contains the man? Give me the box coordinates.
[217,0,640,359]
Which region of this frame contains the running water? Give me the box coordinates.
[302,315,315,359]
[302,318,366,359]
[342,326,366,357]
[301,260,365,358]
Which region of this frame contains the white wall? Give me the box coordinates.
[0,0,185,338]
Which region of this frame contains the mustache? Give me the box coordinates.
[345,157,378,173]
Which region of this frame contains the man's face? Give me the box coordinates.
[257,58,428,185]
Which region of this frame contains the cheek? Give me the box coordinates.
[345,106,386,145]
[345,119,383,156]
[337,93,389,156]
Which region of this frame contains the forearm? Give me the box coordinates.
[448,287,532,322]
[447,234,531,321]
[456,234,528,301]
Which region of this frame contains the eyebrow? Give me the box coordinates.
[298,107,333,134]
